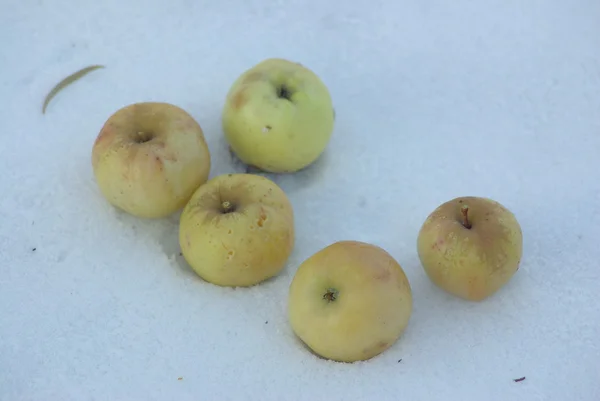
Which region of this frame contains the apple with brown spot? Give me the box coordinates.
[416,196,523,301]
[222,58,335,173]
[179,173,294,287]
[91,102,211,218]
[287,240,413,363]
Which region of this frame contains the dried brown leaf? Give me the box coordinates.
[42,64,105,114]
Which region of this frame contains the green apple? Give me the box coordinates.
[288,240,413,363]
[91,102,211,218]
[222,58,335,173]
[416,196,523,301]
[179,173,295,287]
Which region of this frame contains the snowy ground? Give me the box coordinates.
[2,0,599,400]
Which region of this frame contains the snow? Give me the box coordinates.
[1,0,599,399]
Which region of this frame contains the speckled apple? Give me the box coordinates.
[91,102,211,218]
[179,173,295,287]
[416,196,523,301]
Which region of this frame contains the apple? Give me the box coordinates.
[416,196,523,301]
[179,173,295,287]
[91,102,211,218]
[221,58,335,173]
[287,240,413,363]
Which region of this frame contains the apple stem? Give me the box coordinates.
[323,288,338,303]
[221,201,234,214]
[134,131,153,143]
[461,204,472,229]
[276,84,292,101]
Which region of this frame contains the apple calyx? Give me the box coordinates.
[323,288,339,303]
[460,204,472,229]
[220,200,236,214]
[134,131,154,144]
[276,84,292,101]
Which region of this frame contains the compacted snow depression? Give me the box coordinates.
[2,0,599,400]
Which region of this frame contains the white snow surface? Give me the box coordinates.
[2,0,600,400]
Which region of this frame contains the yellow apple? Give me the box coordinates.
[91,102,211,218]
[179,173,295,287]
[416,196,523,301]
[222,58,335,173]
[287,240,413,363]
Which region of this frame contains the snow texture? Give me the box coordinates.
[1,0,600,400]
